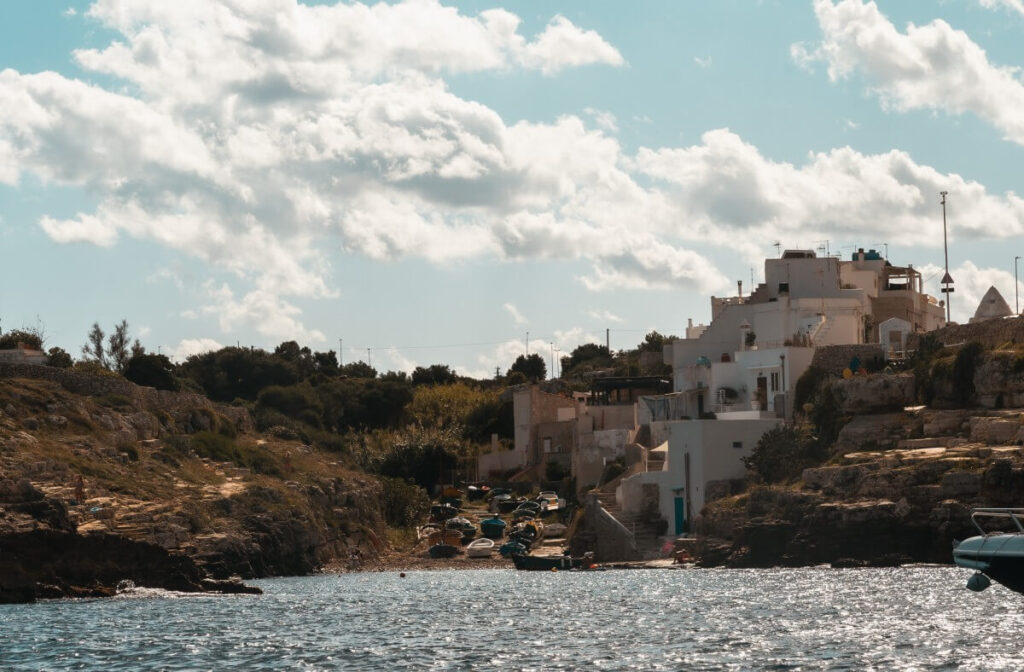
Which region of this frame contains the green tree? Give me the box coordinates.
[123,353,179,390]
[178,347,300,401]
[507,353,546,382]
[257,383,325,429]
[560,343,613,376]
[107,319,132,373]
[743,426,826,484]
[638,330,675,353]
[339,361,377,379]
[46,347,73,368]
[81,322,107,368]
[411,364,457,386]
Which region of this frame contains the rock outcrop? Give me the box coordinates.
[0,373,388,603]
[0,479,260,603]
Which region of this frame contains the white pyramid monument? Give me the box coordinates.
[969,286,1013,323]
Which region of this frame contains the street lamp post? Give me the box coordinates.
[939,191,954,323]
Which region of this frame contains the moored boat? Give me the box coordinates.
[480,515,507,539]
[511,553,595,571]
[953,508,1024,594]
[466,537,495,558]
[428,543,460,559]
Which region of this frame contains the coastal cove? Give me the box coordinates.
[3,567,1023,671]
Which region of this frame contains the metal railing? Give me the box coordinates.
[970,508,1024,536]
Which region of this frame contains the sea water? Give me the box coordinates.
[2,566,1022,670]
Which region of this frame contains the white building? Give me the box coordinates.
[617,248,944,534]
[663,248,944,419]
[619,418,780,535]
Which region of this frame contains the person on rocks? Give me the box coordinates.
[73,475,85,505]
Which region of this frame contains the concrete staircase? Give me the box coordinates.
[593,491,665,559]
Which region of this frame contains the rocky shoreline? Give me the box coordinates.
[695,407,1024,569]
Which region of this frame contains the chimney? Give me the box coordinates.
[738,280,743,299]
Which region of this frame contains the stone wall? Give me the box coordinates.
[906,316,1024,351]
[810,344,885,374]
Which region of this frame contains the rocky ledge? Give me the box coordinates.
[0,479,260,604]
[695,408,1024,568]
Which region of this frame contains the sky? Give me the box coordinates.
[2,0,1024,378]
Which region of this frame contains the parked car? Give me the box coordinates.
[537,491,559,511]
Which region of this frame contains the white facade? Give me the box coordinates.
[618,418,780,535]
[663,249,943,419]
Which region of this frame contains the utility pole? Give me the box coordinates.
[525,331,529,356]
[606,328,610,352]
[367,347,371,367]
[339,338,343,366]
[939,191,954,323]
[549,342,554,379]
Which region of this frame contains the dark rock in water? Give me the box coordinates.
[200,578,263,595]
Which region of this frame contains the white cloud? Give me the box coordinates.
[168,337,224,361]
[584,108,618,133]
[918,260,1020,323]
[6,0,1024,348]
[138,326,152,339]
[380,346,418,374]
[694,56,712,69]
[800,0,1024,145]
[631,128,1024,255]
[504,303,527,325]
[978,0,1024,16]
[63,7,77,17]
[200,283,326,344]
[180,309,198,320]
[588,309,623,323]
[516,15,624,75]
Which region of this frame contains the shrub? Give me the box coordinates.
[379,477,430,528]
[952,342,983,407]
[0,329,43,350]
[743,426,826,484]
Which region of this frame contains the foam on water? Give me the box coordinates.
[2,566,1023,671]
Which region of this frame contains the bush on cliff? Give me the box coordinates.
[379,476,430,528]
[0,329,43,350]
[743,426,826,484]
[124,353,180,391]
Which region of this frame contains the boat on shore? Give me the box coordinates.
[953,508,1024,594]
[466,538,495,558]
[428,543,460,559]
[511,553,595,571]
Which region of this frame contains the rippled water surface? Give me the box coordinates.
[3,566,1024,670]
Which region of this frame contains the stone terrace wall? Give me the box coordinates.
[810,344,885,374]
[0,363,252,431]
[906,317,1024,351]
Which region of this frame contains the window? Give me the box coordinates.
[770,371,780,392]
[778,282,789,293]
[543,437,553,453]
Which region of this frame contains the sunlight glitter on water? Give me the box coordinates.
[2,566,1023,671]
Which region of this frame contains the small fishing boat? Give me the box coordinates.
[497,498,521,514]
[466,537,495,558]
[499,540,528,557]
[954,508,1024,594]
[428,543,459,559]
[511,553,595,571]
[480,515,507,539]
